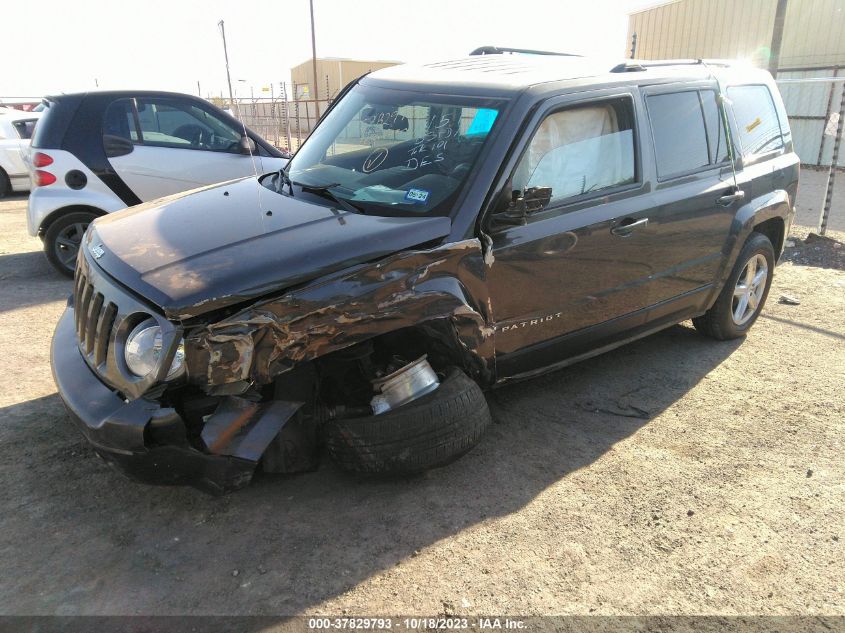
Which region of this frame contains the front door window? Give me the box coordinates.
[135,99,243,152]
[512,100,636,207]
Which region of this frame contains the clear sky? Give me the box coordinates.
[3,0,659,99]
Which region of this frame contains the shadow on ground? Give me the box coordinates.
[758,313,845,341]
[0,324,742,615]
[0,251,70,313]
[781,231,845,272]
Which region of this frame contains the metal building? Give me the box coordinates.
[626,0,845,167]
[290,57,400,101]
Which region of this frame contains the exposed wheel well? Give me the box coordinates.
[289,322,478,409]
[39,205,107,236]
[753,217,785,258]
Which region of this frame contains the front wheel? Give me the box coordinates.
[693,232,775,340]
[323,368,492,476]
[44,211,97,277]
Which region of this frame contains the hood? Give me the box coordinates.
[88,178,453,319]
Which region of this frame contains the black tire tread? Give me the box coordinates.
[44,211,97,278]
[0,167,10,198]
[323,368,491,475]
[693,232,775,340]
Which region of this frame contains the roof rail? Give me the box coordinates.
[470,46,582,58]
[610,58,735,73]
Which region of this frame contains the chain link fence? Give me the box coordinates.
[776,67,844,168]
[227,82,333,154]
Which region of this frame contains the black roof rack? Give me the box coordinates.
[610,59,735,73]
[470,46,582,58]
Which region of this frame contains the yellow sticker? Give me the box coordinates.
[746,117,762,133]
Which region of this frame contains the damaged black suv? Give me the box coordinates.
[52,49,798,492]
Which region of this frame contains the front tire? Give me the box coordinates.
[693,232,775,340]
[323,368,492,476]
[44,211,97,277]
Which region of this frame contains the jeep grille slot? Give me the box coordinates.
[73,268,116,367]
[93,302,117,367]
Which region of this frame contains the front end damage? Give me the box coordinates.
[51,239,494,493]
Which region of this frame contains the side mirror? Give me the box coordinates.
[489,186,553,232]
[522,186,552,210]
[239,135,257,155]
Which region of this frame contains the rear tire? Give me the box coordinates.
[0,168,10,198]
[693,232,775,340]
[44,211,97,277]
[323,368,491,476]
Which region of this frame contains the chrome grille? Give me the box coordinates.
[73,267,118,368]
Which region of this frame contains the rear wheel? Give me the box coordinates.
[323,368,491,475]
[693,232,775,340]
[0,168,10,198]
[44,211,97,277]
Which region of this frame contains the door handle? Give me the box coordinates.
[716,190,746,206]
[611,217,648,236]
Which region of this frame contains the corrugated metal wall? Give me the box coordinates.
[626,0,845,68]
[779,0,845,68]
[626,0,845,167]
[626,0,778,65]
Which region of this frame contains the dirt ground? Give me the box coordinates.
[0,191,842,619]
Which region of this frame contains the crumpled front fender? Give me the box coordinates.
[184,238,495,389]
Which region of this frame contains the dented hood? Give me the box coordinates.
[88,178,453,319]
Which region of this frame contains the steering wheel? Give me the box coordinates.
[173,124,207,148]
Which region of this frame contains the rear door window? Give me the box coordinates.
[700,90,730,164]
[646,91,711,179]
[727,85,784,157]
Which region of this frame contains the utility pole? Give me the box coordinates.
[197,80,201,97]
[768,0,789,76]
[310,0,321,118]
[218,20,235,111]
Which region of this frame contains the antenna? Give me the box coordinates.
[230,87,266,223]
[700,59,740,193]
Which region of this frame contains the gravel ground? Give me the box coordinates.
[0,192,842,618]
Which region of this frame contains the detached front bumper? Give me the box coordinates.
[51,306,256,494]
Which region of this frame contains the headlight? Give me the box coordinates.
[124,320,185,379]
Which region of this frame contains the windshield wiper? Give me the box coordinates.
[292,180,366,215]
[278,168,294,196]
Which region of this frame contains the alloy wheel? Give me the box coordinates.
[732,253,768,326]
[54,222,88,272]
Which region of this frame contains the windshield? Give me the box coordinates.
[283,85,505,216]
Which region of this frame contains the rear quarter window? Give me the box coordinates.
[727,85,784,157]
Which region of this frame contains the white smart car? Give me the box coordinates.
[0,108,42,196]
[27,90,289,275]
